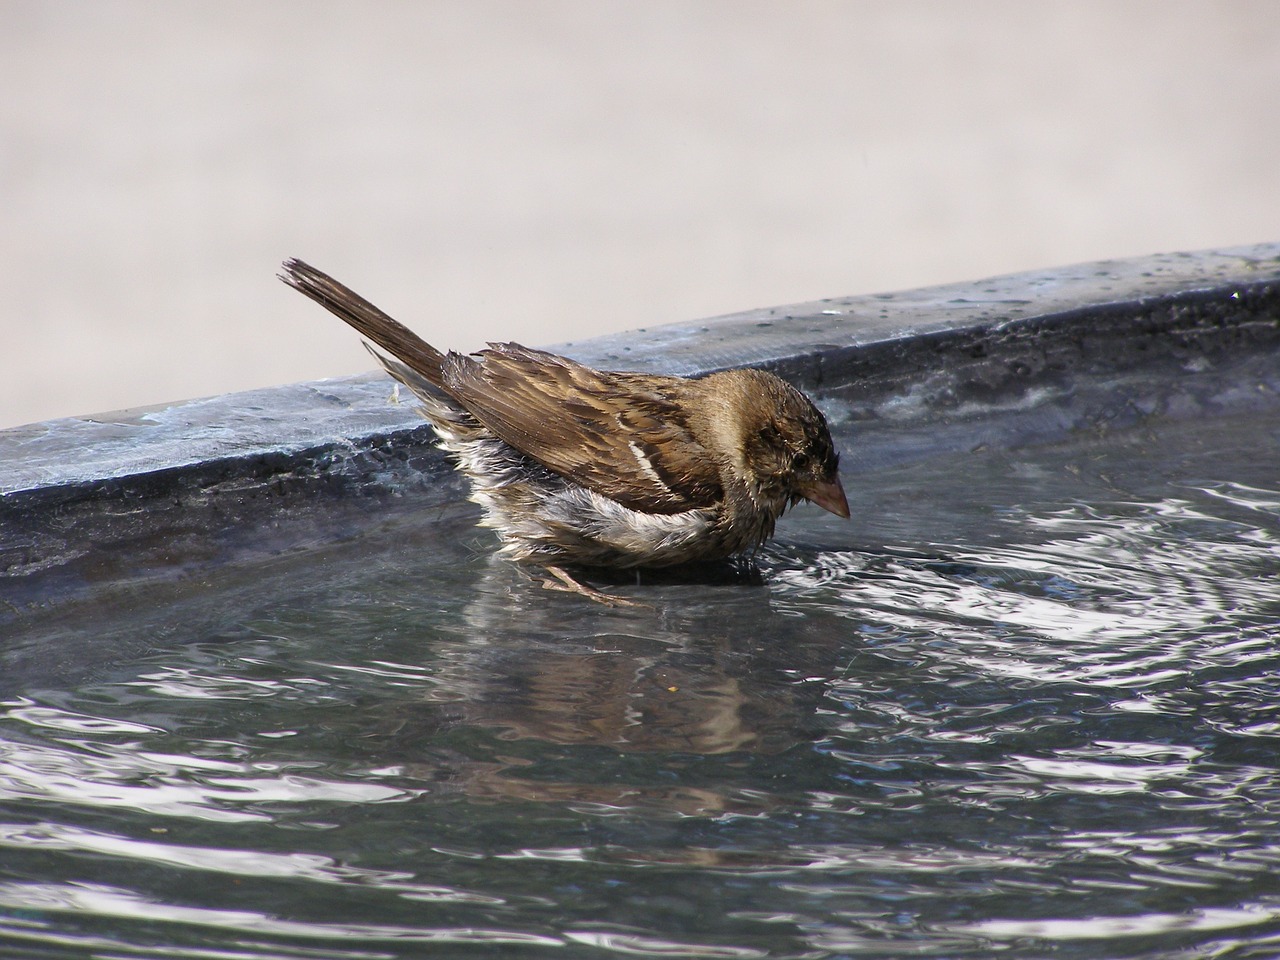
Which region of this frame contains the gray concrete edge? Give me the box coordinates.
[3,242,1279,507]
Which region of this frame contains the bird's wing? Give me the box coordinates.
[440,343,723,514]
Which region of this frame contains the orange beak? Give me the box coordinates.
[801,476,850,519]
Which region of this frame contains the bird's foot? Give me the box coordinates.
[541,566,648,607]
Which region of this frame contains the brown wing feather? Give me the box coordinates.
[442,343,722,513]
[278,262,724,514]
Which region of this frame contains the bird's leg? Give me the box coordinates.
[541,566,645,607]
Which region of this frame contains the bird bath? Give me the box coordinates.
[2,244,1280,959]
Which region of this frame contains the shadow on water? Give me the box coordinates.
[1,407,1280,958]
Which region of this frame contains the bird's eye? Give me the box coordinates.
[793,452,811,470]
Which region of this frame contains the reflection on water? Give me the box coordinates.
[2,410,1279,958]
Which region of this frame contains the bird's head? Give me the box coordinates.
[702,369,850,520]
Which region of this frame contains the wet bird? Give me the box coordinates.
[280,259,849,604]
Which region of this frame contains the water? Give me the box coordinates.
[2,408,1279,959]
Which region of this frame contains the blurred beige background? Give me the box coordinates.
[2,1,1278,429]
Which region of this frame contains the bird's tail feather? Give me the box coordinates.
[279,258,447,389]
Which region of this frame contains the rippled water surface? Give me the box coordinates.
[4,409,1280,959]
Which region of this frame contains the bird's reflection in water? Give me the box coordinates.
[362,555,836,817]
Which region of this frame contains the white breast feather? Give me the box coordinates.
[417,397,720,567]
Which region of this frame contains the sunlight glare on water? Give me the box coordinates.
[1,409,1279,958]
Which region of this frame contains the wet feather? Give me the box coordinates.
[280,258,850,597]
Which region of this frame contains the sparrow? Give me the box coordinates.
[280,259,849,604]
